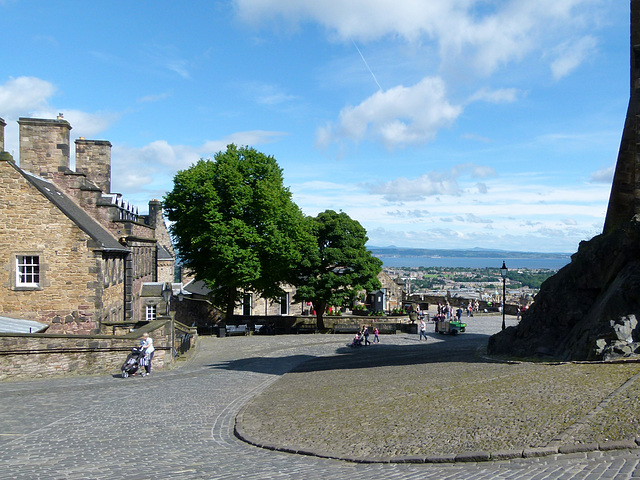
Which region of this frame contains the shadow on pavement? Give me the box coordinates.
[209,332,497,375]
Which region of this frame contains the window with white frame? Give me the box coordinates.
[16,255,40,287]
[145,305,157,322]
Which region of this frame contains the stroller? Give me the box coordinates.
[348,333,363,348]
[121,347,145,378]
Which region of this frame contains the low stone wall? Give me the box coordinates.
[0,320,172,381]
[222,315,411,334]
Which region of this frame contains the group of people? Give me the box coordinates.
[350,325,380,347]
[437,300,480,320]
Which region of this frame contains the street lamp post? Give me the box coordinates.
[161,282,172,316]
[500,261,508,330]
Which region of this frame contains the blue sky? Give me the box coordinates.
[0,0,629,253]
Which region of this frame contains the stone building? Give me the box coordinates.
[366,270,406,313]
[0,116,175,334]
[232,285,306,317]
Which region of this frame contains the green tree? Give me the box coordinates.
[294,210,383,330]
[163,145,314,321]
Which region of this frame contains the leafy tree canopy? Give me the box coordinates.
[294,210,383,329]
[163,144,314,318]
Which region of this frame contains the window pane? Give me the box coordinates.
[145,305,157,321]
[17,255,40,286]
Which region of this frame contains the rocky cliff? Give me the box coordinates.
[488,216,640,360]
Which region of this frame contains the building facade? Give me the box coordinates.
[0,116,174,334]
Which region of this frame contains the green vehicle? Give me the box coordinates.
[435,318,467,335]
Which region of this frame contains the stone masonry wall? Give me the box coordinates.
[158,259,175,284]
[18,117,71,179]
[0,321,171,380]
[75,138,112,194]
[148,199,175,257]
[0,159,104,334]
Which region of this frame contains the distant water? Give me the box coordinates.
[377,256,570,270]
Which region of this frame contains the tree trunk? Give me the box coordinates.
[224,286,236,324]
[314,300,326,330]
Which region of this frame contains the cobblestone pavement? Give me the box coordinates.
[2,316,640,479]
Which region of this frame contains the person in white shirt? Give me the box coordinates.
[419,319,428,341]
[138,332,155,377]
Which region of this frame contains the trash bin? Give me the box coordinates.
[217,326,226,338]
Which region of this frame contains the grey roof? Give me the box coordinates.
[19,168,129,253]
[183,279,212,296]
[0,316,48,333]
[157,244,173,261]
[140,282,165,297]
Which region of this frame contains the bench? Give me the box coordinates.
[253,324,264,334]
[225,324,249,336]
[333,324,361,334]
[295,324,317,334]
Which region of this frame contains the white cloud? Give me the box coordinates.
[30,109,119,138]
[0,76,56,117]
[466,213,493,224]
[201,130,289,153]
[0,76,118,155]
[469,87,520,104]
[235,0,597,78]
[111,131,291,198]
[317,77,462,148]
[550,35,598,80]
[365,162,496,202]
[238,0,601,151]
[137,92,171,103]
[590,165,615,183]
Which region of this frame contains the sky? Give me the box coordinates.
[0,0,630,253]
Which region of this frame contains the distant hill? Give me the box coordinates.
[368,246,571,260]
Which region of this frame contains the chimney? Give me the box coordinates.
[0,117,5,151]
[18,117,72,178]
[148,199,162,228]
[75,138,112,193]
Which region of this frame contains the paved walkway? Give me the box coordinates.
[1,316,640,479]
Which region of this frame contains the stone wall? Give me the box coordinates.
[0,159,104,334]
[157,259,174,284]
[148,199,175,257]
[0,320,172,380]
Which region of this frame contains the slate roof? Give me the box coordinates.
[140,282,165,297]
[157,244,173,261]
[19,167,129,253]
[183,279,212,296]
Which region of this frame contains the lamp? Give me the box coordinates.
[161,282,172,315]
[500,261,508,330]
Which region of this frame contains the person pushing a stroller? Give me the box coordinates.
[137,332,155,377]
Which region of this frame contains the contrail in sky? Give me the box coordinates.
[353,41,382,91]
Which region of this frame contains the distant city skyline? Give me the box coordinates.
[0,1,629,253]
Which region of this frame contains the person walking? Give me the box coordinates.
[138,332,155,377]
[419,319,428,341]
[363,326,371,345]
[373,327,380,343]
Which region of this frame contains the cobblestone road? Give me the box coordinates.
[2,316,640,479]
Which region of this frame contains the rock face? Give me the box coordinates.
[489,2,640,361]
[488,217,640,360]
